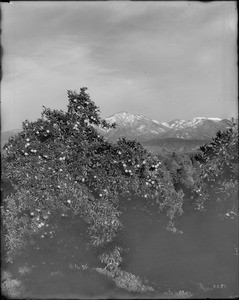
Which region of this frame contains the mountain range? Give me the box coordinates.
[98,111,233,142]
[1,112,235,154]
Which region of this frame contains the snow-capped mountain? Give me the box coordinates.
[99,111,170,142]
[105,111,170,130]
[168,117,222,130]
[168,119,187,130]
[98,112,233,142]
[162,117,232,140]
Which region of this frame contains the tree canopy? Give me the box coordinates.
[2,88,184,262]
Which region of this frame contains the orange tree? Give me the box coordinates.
[192,125,238,217]
[161,125,238,218]
[2,87,184,263]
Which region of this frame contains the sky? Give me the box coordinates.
[1,1,238,131]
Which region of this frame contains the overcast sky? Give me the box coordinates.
[2,1,237,131]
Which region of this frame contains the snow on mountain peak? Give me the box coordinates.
[107,111,161,126]
[106,111,137,125]
[106,112,224,127]
[192,117,206,120]
[188,117,207,127]
[153,120,171,127]
[207,117,222,122]
[192,117,222,122]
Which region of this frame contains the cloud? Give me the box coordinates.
[1,1,237,131]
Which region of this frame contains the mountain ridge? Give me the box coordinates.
[1,112,235,152]
[100,111,233,142]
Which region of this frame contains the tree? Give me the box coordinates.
[2,87,184,263]
[193,125,238,217]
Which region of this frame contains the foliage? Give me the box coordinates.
[95,267,155,293]
[99,246,123,271]
[2,87,184,263]
[163,152,200,191]
[162,125,238,218]
[95,250,155,295]
[98,246,155,293]
[1,271,24,298]
[193,125,238,215]
[164,289,193,298]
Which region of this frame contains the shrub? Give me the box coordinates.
[95,267,155,293]
[96,247,155,294]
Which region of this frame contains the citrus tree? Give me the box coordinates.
[193,124,238,217]
[2,87,184,263]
